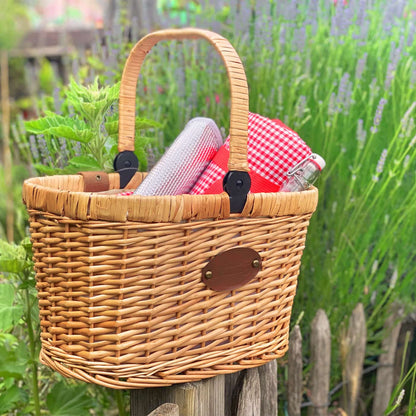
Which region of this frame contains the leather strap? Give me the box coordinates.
[78,171,110,192]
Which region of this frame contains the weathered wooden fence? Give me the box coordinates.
[131,303,409,416]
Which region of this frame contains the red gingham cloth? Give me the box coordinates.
[189,112,311,194]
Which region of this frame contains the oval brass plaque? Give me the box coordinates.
[202,247,262,291]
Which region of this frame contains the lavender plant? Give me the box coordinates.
[127,0,416,411]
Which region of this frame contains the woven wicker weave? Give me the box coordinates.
[22,28,319,389]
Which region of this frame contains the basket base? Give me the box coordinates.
[40,340,288,389]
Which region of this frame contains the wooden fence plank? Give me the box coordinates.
[342,303,366,416]
[225,372,241,416]
[373,304,403,416]
[308,309,331,416]
[288,325,303,416]
[146,403,179,416]
[131,383,196,416]
[232,368,261,416]
[131,303,408,415]
[258,360,278,416]
[194,374,225,416]
[131,375,225,416]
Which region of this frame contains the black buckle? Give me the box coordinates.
[223,171,251,213]
[113,151,139,189]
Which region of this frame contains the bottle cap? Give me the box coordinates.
[310,153,326,171]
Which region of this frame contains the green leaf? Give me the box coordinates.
[135,147,149,171]
[0,284,24,331]
[0,385,24,414]
[135,117,163,130]
[33,164,62,175]
[68,156,101,171]
[21,237,33,257]
[48,126,93,143]
[65,78,120,123]
[0,240,30,273]
[25,115,93,143]
[104,119,119,136]
[46,381,95,416]
[0,340,28,379]
[87,55,106,72]
[105,116,162,138]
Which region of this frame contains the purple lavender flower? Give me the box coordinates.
[376,148,388,174]
[293,26,306,53]
[370,98,387,133]
[383,0,406,32]
[73,141,82,157]
[400,102,416,138]
[373,148,388,181]
[331,3,354,38]
[407,22,415,47]
[58,138,68,168]
[295,95,307,120]
[355,53,367,81]
[336,72,353,114]
[328,92,337,116]
[53,88,63,115]
[37,136,53,165]
[29,135,40,161]
[410,63,416,89]
[384,38,404,91]
[280,0,299,21]
[356,119,367,149]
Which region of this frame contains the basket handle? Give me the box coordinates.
[116,28,251,212]
[118,27,249,171]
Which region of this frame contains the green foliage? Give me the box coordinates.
[0,0,28,50]
[46,382,95,416]
[0,384,27,415]
[0,284,24,331]
[0,164,29,241]
[38,59,57,95]
[25,112,95,143]
[24,77,162,174]
[0,239,40,414]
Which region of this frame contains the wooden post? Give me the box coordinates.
[231,368,261,416]
[146,403,179,416]
[372,304,403,416]
[288,325,302,416]
[258,360,278,416]
[131,384,196,416]
[393,314,416,386]
[341,303,366,416]
[225,372,241,416]
[131,375,225,416]
[308,309,331,416]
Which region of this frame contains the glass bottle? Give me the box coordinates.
[280,153,326,192]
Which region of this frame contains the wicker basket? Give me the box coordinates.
[22,28,319,389]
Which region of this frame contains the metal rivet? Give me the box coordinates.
[252,259,260,268]
[205,270,213,279]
